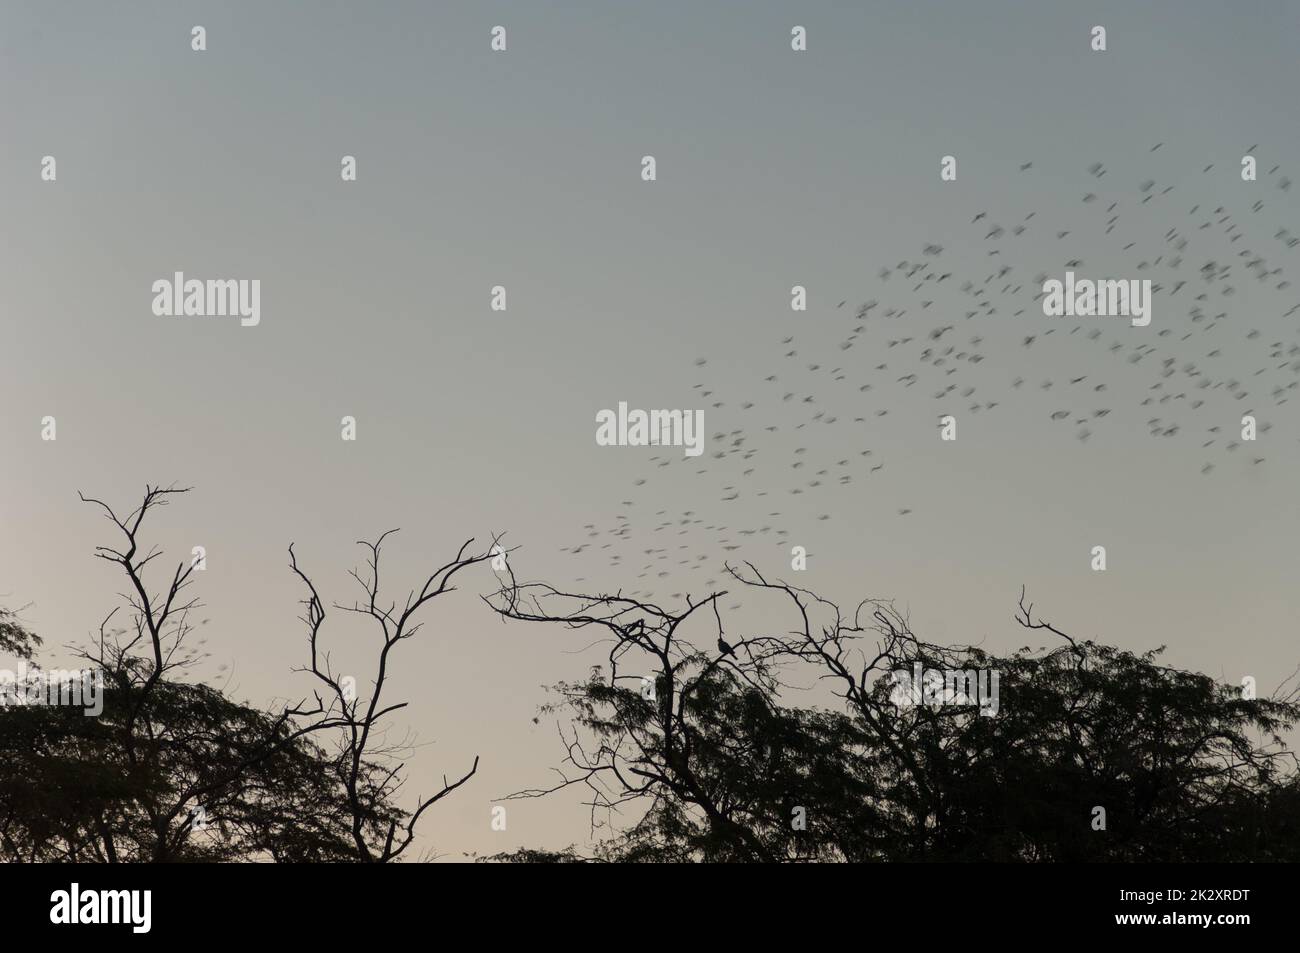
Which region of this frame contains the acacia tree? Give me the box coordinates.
[487,568,873,861]
[0,485,490,862]
[0,670,369,861]
[489,564,1300,862]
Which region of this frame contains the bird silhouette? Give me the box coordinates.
[552,149,1300,604]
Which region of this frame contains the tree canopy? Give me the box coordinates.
[3,486,1296,862]
[0,485,485,862]
[486,568,1300,862]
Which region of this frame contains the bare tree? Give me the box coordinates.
[289,530,497,861]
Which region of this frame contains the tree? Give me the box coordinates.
[489,566,1300,862]
[0,485,488,862]
[287,529,495,861]
[0,605,40,660]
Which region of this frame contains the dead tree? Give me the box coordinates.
[289,530,496,861]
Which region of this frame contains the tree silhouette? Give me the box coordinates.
[0,485,488,862]
[5,487,1297,862]
[488,565,1300,862]
[287,529,494,861]
[0,605,40,660]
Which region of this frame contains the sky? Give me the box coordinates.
[2,0,1299,858]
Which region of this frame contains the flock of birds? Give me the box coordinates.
[557,147,1300,603]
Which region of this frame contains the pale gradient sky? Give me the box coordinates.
[2,1,1299,857]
